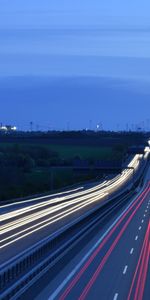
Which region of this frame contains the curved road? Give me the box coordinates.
[24,166,150,300]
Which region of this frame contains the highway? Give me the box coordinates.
[0,150,149,300]
[26,166,150,300]
[0,154,144,264]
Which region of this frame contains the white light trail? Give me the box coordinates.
[0,193,108,249]
[0,154,144,249]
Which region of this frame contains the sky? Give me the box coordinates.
[0,0,150,130]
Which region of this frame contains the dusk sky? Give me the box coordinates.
[0,0,150,130]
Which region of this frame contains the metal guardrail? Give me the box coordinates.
[0,156,149,300]
[0,189,135,300]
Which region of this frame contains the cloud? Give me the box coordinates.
[0,1,150,81]
[0,76,149,131]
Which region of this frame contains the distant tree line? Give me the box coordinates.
[0,130,148,202]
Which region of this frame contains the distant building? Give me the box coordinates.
[0,124,17,132]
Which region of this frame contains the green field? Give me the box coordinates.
[0,141,123,201]
[46,145,114,160]
[0,143,121,160]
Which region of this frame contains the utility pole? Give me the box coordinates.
[30,121,33,132]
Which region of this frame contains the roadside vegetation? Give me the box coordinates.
[0,131,147,202]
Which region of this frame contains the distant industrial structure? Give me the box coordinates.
[0,124,17,132]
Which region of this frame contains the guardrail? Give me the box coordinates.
[0,156,149,300]
[0,189,135,300]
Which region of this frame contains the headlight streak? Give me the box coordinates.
[1,170,130,222]
[1,189,108,233]
[1,156,141,227]
[1,181,109,221]
[0,193,108,249]
[0,154,144,249]
[0,186,84,209]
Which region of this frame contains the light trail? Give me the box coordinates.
[1,161,138,234]
[1,181,109,222]
[0,193,108,249]
[56,184,150,300]
[0,186,84,209]
[1,189,107,234]
[0,154,144,249]
[1,153,141,222]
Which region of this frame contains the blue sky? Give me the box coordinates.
[0,0,150,79]
[0,0,150,130]
[0,0,150,78]
[1,0,150,15]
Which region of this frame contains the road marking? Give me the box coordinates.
[145,210,147,212]
[130,248,134,255]
[135,235,138,240]
[48,187,148,300]
[113,293,119,300]
[141,220,144,223]
[144,214,146,217]
[139,226,142,230]
[123,265,128,274]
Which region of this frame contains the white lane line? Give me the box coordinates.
[113,293,119,300]
[130,248,134,255]
[141,220,144,223]
[145,210,147,212]
[144,214,146,217]
[123,265,128,275]
[48,188,146,300]
[139,226,142,230]
[135,235,138,240]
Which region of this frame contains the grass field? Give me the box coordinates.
[45,145,115,160]
[0,143,120,160]
[0,141,123,201]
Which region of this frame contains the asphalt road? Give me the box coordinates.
[0,154,147,266]
[27,167,150,300]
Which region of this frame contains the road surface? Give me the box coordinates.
[22,166,150,300]
[0,154,144,264]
